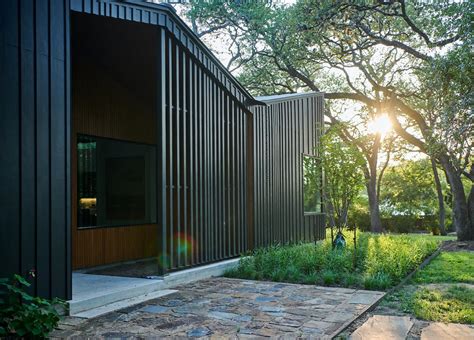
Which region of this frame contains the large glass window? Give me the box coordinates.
[77,135,156,228]
[303,154,322,214]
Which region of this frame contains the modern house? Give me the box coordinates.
[0,0,324,301]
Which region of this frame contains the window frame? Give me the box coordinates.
[76,133,157,230]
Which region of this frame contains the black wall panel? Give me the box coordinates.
[157,29,252,271]
[251,94,326,248]
[0,0,71,299]
[1,0,325,300]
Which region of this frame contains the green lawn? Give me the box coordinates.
[225,231,450,290]
[412,251,474,284]
[382,250,474,324]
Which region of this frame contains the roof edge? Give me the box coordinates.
[116,0,256,103]
[255,92,323,104]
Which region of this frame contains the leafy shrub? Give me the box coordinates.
[0,274,65,337]
[351,211,443,234]
[322,270,337,285]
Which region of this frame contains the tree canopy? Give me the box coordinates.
[186,0,473,240]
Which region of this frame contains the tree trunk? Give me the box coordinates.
[364,164,383,233]
[325,193,336,229]
[362,134,384,234]
[468,164,474,236]
[367,178,383,233]
[430,157,447,235]
[440,156,472,240]
[468,184,474,236]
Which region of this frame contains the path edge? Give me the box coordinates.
[329,243,444,339]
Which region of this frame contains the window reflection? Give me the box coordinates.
[303,154,322,214]
[77,135,156,228]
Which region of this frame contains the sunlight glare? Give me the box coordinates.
[367,115,392,136]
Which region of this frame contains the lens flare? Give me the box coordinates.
[157,232,198,269]
[367,115,392,137]
[174,232,196,257]
[157,253,170,269]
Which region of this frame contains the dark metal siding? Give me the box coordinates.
[1,0,325,301]
[251,94,326,248]
[157,29,252,271]
[71,0,256,271]
[0,0,71,299]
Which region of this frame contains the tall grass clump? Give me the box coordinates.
[363,234,439,289]
[225,230,442,290]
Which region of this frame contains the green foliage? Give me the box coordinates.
[382,250,474,324]
[380,159,444,217]
[319,125,366,227]
[412,251,474,284]
[382,284,474,324]
[417,42,474,166]
[0,274,65,337]
[225,231,443,290]
[303,155,322,213]
[363,234,439,286]
[412,286,474,324]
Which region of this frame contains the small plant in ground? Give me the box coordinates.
[0,273,65,337]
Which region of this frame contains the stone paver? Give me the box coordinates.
[53,277,384,338]
[350,315,414,340]
[421,322,474,340]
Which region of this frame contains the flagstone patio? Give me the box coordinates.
[52,277,384,338]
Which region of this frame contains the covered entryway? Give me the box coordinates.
[71,11,159,270]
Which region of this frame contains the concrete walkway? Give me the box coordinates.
[53,277,384,338]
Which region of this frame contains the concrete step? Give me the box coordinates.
[69,258,239,317]
[69,274,167,315]
[73,289,177,318]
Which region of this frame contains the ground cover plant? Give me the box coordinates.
[381,250,474,324]
[225,231,450,290]
[0,273,65,337]
[411,251,474,284]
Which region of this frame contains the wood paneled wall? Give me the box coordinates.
[71,25,158,269]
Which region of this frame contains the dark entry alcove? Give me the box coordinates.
[71,12,159,269]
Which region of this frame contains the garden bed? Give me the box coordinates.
[225,231,454,291]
